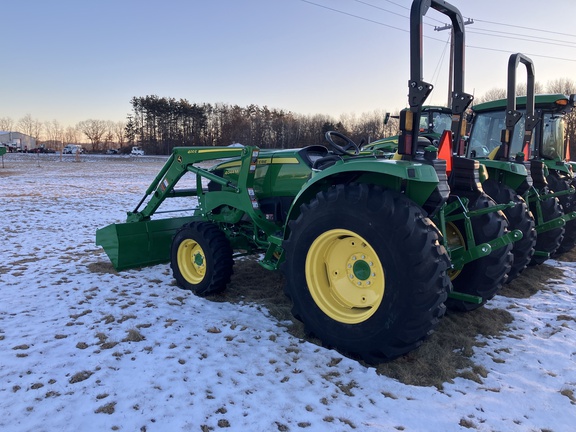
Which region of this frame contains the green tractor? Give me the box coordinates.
[96,0,518,362]
[362,105,452,154]
[97,141,453,363]
[467,54,576,265]
[390,0,521,310]
[469,92,576,257]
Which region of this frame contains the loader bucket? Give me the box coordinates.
[96,216,195,271]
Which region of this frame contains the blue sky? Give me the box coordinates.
[2,0,575,128]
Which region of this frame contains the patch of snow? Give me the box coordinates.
[1,153,575,431]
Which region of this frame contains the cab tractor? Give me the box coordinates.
[469,92,576,256]
[466,54,576,265]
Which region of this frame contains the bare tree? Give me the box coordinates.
[113,121,126,149]
[77,119,108,152]
[0,117,14,131]
[474,88,507,104]
[17,113,43,141]
[63,125,80,145]
[516,81,545,97]
[546,78,576,95]
[44,120,64,151]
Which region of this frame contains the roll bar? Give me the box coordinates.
[399,0,473,157]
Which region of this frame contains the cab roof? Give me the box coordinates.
[472,93,571,113]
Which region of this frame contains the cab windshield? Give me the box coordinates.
[468,109,566,160]
[419,111,452,134]
[467,111,526,158]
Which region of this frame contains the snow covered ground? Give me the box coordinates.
[1,153,575,432]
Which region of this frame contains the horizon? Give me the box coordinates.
[2,0,575,129]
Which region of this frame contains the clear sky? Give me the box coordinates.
[2,0,575,128]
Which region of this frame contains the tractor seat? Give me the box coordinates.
[298,145,330,168]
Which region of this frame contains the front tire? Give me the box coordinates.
[482,179,537,283]
[547,174,576,255]
[282,184,451,363]
[444,191,513,311]
[171,222,234,296]
[529,195,564,265]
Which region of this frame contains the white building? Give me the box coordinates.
[0,131,37,152]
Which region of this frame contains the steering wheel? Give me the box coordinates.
[325,131,360,156]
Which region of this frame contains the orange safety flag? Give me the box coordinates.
[438,130,453,175]
[522,141,531,161]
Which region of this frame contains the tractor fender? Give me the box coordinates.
[482,159,530,193]
[281,157,441,239]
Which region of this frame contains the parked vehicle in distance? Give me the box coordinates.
[63,144,84,154]
[130,146,144,156]
[106,149,119,154]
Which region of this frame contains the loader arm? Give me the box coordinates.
[126,147,245,222]
[96,145,279,270]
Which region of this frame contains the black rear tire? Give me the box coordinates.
[529,195,564,265]
[444,191,513,312]
[171,222,234,296]
[282,184,451,363]
[482,179,537,283]
[547,174,576,256]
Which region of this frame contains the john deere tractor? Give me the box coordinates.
[362,105,452,154]
[363,5,519,309]
[467,54,576,266]
[96,0,518,362]
[469,92,576,257]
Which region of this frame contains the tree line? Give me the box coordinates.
[124,95,394,154]
[1,77,574,155]
[0,115,127,153]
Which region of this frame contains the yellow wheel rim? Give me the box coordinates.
[177,239,206,284]
[446,222,465,280]
[305,229,385,324]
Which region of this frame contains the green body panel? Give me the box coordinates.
[213,149,441,216]
[213,148,318,198]
[543,159,572,176]
[480,159,529,192]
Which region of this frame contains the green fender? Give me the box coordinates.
[481,159,529,192]
[281,157,441,238]
[544,160,573,176]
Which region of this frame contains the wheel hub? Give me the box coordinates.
[446,221,464,280]
[177,239,206,284]
[306,229,385,324]
[348,255,374,287]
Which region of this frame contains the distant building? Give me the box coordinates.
[0,131,36,152]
